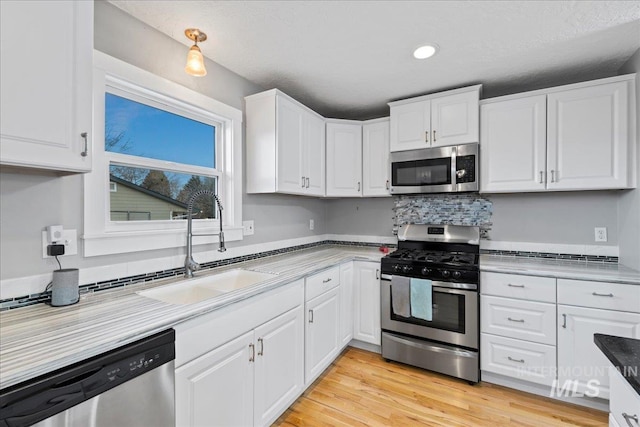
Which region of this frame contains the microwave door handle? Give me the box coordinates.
[451,146,457,189]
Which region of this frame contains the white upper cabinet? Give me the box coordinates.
[389,85,481,152]
[480,95,547,192]
[480,75,636,193]
[326,120,363,197]
[0,0,93,173]
[246,89,325,196]
[362,118,391,197]
[547,81,630,191]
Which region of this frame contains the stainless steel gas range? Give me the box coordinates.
[380,224,480,383]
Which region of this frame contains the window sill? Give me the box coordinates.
[83,227,244,257]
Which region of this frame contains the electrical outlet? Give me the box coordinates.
[594,227,607,242]
[243,220,255,236]
[309,219,314,230]
[42,229,77,258]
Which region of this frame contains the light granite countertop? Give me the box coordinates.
[480,254,640,285]
[0,246,385,390]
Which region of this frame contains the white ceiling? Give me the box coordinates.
[110,1,640,120]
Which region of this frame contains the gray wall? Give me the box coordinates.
[489,192,619,244]
[0,1,327,280]
[325,198,395,237]
[618,48,640,269]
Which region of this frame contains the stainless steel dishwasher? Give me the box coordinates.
[0,329,175,427]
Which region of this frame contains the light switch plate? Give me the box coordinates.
[42,229,78,258]
[309,219,315,230]
[243,220,255,236]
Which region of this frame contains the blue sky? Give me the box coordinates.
[105,93,215,168]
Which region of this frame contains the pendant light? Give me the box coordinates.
[184,28,207,77]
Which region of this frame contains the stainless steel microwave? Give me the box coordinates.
[390,144,478,194]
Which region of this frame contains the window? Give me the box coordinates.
[84,52,243,257]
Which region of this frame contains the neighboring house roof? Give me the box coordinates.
[109,174,189,209]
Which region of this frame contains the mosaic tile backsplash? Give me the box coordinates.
[393,194,492,237]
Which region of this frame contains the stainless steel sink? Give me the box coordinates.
[137,269,277,305]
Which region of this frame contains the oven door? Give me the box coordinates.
[380,275,478,349]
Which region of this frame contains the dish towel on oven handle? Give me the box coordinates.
[391,275,411,318]
[410,278,433,321]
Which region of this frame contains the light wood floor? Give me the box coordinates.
[274,347,607,427]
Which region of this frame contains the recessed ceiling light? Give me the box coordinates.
[413,44,438,59]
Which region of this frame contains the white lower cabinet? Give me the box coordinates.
[609,368,640,427]
[339,262,354,348]
[175,280,304,427]
[353,261,381,345]
[557,304,640,400]
[305,287,340,385]
[176,331,254,427]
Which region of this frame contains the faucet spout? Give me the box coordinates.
[185,189,226,278]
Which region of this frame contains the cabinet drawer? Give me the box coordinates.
[558,279,640,313]
[610,368,640,427]
[481,295,556,345]
[481,272,556,303]
[305,266,340,301]
[481,333,556,386]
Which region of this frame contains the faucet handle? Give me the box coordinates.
[218,231,226,252]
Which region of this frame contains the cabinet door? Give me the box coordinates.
[480,95,547,192]
[305,287,340,385]
[547,81,630,190]
[326,122,362,197]
[304,112,326,196]
[254,307,304,427]
[431,90,479,147]
[175,331,254,427]
[353,262,381,345]
[0,1,92,173]
[362,119,391,197]
[390,101,431,151]
[557,305,640,399]
[276,96,305,194]
[339,262,354,348]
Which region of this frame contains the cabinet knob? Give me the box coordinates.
[257,338,264,356]
[425,131,429,143]
[539,171,544,184]
[301,176,305,188]
[386,180,390,190]
[309,309,314,323]
[306,177,310,188]
[622,413,638,426]
[249,343,255,362]
[550,170,555,183]
[433,130,436,143]
[357,182,361,192]
[80,132,88,157]
[562,313,567,328]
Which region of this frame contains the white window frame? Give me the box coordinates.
[84,51,243,257]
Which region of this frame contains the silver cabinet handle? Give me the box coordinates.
[301,176,305,187]
[508,356,525,363]
[507,283,525,288]
[550,170,555,182]
[376,269,380,280]
[322,278,332,283]
[433,130,436,142]
[539,171,544,184]
[386,180,390,190]
[306,177,310,188]
[80,132,88,157]
[507,317,525,323]
[257,338,264,356]
[357,182,361,192]
[425,131,429,143]
[592,292,614,297]
[562,313,567,328]
[622,413,639,426]
[249,343,255,362]
[309,309,314,323]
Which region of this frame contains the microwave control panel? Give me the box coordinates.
[455,155,476,184]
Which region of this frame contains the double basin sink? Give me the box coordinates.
[138,269,277,305]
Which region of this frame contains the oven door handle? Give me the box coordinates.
[381,274,477,291]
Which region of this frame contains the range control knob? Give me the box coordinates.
[402,265,413,273]
[393,265,401,272]
[452,271,462,280]
[441,270,451,278]
[421,267,432,276]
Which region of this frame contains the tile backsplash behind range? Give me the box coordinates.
[393,194,493,238]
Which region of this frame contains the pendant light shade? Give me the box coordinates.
[184,28,207,77]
